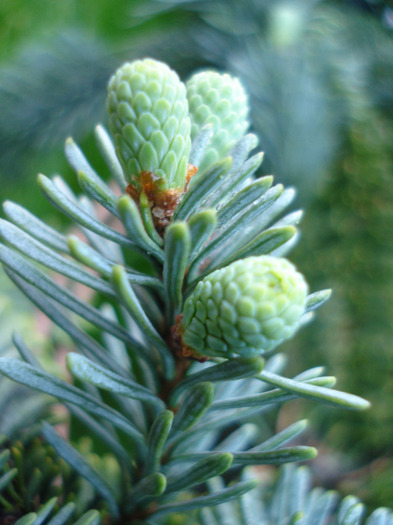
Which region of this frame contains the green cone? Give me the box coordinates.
[181,256,309,358]
[107,58,191,193]
[186,70,249,174]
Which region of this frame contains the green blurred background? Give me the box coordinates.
[0,0,392,510]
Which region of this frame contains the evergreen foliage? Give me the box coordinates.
[0,56,389,524]
[0,434,101,525]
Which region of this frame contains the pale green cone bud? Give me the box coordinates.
[107,58,191,193]
[181,256,309,358]
[186,70,249,174]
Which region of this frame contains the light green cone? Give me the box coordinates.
[186,70,249,174]
[181,256,309,358]
[107,58,191,193]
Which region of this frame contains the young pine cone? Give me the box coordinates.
[107,58,191,195]
[186,70,249,174]
[180,256,309,358]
